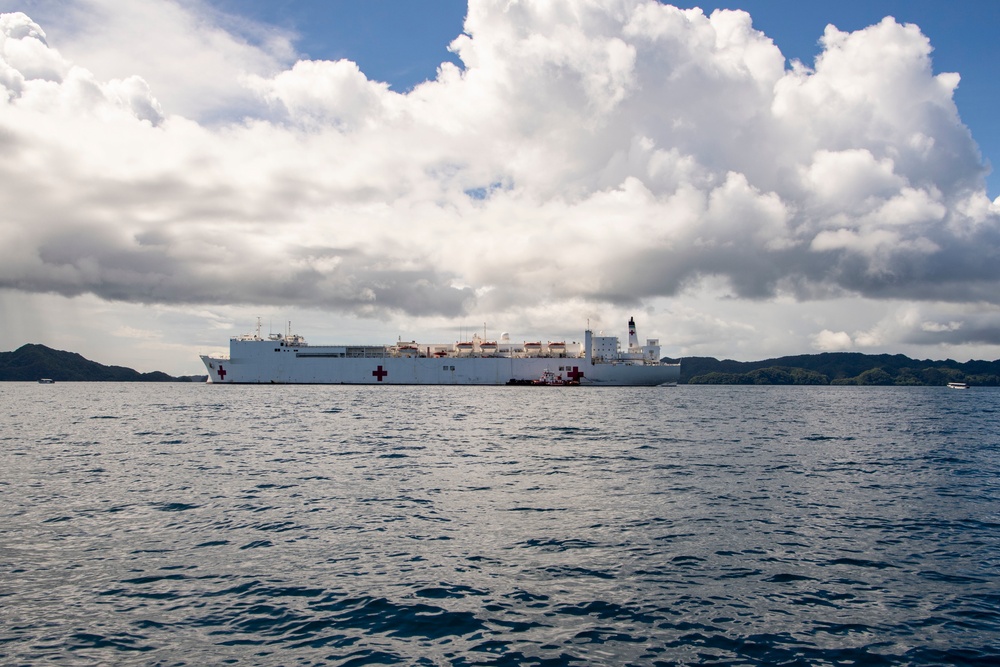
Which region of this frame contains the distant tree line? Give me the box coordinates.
[687,366,1000,386]
[667,352,1000,386]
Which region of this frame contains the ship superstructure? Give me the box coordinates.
[200,317,679,386]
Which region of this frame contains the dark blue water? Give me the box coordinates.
[2,384,999,665]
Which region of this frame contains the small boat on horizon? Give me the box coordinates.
[947,382,969,389]
[38,378,55,384]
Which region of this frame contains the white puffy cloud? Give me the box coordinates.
[0,12,65,85]
[1,0,1000,368]
[245,59,400,129]
[0,0,294,120]
[812,330,854,352]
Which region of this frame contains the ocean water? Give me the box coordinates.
[1,383,999,666]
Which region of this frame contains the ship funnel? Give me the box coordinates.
[628,316,639,350]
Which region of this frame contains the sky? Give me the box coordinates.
[2,0,1000,375]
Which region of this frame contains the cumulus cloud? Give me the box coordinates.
[812,329,854,352]
[1,1,1000,357]
[0,0,294,120]
[245,59,398,129]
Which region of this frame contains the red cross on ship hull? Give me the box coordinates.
[372,365,388,382]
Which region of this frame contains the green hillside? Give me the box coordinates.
[0,344,202,382]
[666,352,1000,386]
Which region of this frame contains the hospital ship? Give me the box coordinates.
[201,317,679,386]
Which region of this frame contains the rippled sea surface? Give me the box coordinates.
[2,383,1000,666]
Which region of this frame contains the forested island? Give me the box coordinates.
[0,344,205,382]
[668,353,1000,386]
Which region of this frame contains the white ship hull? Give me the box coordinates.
[201,318,680,387]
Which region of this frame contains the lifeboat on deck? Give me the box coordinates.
[395,343,419,358]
